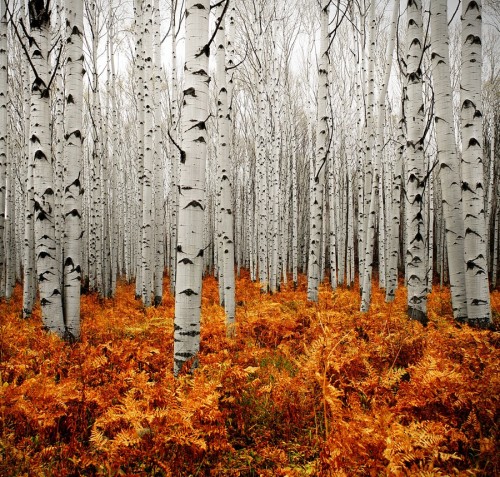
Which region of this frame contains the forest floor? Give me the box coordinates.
[0,272,499,477]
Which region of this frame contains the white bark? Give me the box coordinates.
[0,1,7,295]
[430,0,468,321]
[460,0,492,326]
[63,0,84,339]
[29,4,64,336]
[215,3,235,333]
[141,0,154,307]
[404,0,428,324]
[307,0,329,302]
[153,0,164,306]
[173,0,210,375]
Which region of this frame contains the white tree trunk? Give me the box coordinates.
[141,0,154,307]
[404,0,428,324]
[173,0,210,375]
[0,1,7,296]
[460,0,492,326]
[307,0,329,302]
[63,0,84,339]
[430,0,468,321]
[153,0,164,306]
[215,3,235,334]
[29,4,65,336]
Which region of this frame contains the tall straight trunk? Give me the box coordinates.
[215,3,235,333]
[4,151,14,298]
[29,3,65,335]
[173,0,210,375]
[328,153,337,289]
[0,1,7,295]
[460,0,491,326]
[360,0,377,311]
[108,8,118,296]
[404,0,428,324]
[307,0,329,302]
[153,0,164,306]
[141,0,154,307]
[63,0,84,339]
[23,51,36,317]
[361,0,398,311]
[169,0,179,294]
[134,0,145,298]
[291,112,298,288]
[430,0,467,321]
[256,37,269,291]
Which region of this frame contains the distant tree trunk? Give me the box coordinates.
[29,1,64,336]
[307,0,329,302]
[173,0,210,375]
[430,0,468,321]
[404,0,428,324]
[460,0,491,326]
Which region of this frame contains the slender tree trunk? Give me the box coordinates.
[173,0,210,375]
[404,0,428,324]
[307,0,329,302]
[215,2,235,334]
[153,0,164,306]
[141,0,154,307]
[62,0,84,339]
[0,1,7,296]
[460,0,491,326]
[169,0,179,294]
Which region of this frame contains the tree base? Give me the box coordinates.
[407,306,428,326]
[154,295,162,307]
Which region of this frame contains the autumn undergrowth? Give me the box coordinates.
[1,272,499,476]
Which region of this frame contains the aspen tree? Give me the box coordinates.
[0,0,7,295]
[404,0,428,324]
[28,0,65,335]
[360,0,377,312]
[22,0,36,317]
[173,0,210,375]
[215,0,235,333]
[63,0,84,339]
[307,0,329,302]
[169,0,179,294]
[141,0,154,307]
[134,0,145,299]
[460,0,492,326]
[153,0,164,306]
[429,0,468,321]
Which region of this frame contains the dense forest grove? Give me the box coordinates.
[0,0,499,475]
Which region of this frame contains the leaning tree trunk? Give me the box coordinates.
[404,0,428,324]
[63,0,84,340]
[430,0,468,322]
[460,0,491,327]
[29,2,65,336]
[307,0,329,302]
[173,0,210,375]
